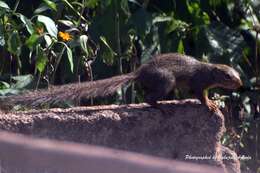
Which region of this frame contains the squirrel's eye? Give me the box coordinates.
[224,74,232,80]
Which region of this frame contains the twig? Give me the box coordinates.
[115,1,125,103]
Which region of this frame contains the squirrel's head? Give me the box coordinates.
[212,64,242,89]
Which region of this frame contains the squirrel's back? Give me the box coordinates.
[144,53,202,76]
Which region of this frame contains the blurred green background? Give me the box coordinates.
[0,0,259,172]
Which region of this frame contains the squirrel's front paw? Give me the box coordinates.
[205,99,219,112]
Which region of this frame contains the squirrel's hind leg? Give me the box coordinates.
[137,67,176,105]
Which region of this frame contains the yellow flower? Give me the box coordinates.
[36,27,44,34]
[58,31,72,42]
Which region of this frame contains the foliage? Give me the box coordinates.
[0,0,260,172]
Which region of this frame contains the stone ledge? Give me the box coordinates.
[0,131,224,173]
[0,99,240,173]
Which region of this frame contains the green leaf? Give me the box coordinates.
[36,46,48,73]
[187,2,200,14]
[152,16,172,24]
[0,81,10,89]
[80,35,88,56]
[240,19,253,30]
[100,36,115,53]
[37,15,57,38]
[44,35,53,47]
[43,0,57,11]
[85,0,99,8]
[26,33,40,49]
[128,0,141,6]
[65,45,73,72]
[99,36,116,64]
[177,39,185,54]
[56,42,74,72]
[7,31,21,56]
[202,12,210,25]
[11,75,34,89]
[18,14,34,34]
[18,14,33,31]
[0,1,10,10]
[209,0,222,7]
[34,5,49,14]
[166,19,189,34]
[100,45,115,65]
[120,0,130,15]
[58,20,75,27]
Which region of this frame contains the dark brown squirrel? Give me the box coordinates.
[1,53,242,111]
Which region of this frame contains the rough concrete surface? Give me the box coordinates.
[0,131,224,173]
[0,99,240,173]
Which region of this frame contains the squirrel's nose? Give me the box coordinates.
[239,79,243,86]
[235,78,243,88]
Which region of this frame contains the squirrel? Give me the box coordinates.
[1,53,242,111]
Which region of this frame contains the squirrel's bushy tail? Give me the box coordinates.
[4,73,136,107]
